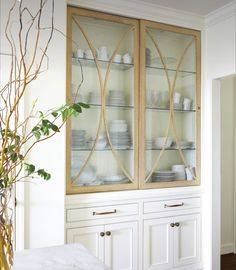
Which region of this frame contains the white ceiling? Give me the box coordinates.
[141,0,233,15]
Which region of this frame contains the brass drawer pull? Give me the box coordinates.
[170,223,175,227]
[106,231,111,236]
[175,222,180,227]
[100,232,105,237]
[164,203,184,208]
[93,209,117,216]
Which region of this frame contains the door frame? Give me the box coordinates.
[212,75,236,269]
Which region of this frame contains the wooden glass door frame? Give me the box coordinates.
[139,20,201,189]
[66,7,140,194]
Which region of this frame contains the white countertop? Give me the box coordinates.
[13,244,109,270]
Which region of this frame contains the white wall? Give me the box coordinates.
[1,0,67,249]
[205,1,236,269]
[23,0,67,249]
[220,77,235,255]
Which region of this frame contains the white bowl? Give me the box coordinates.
[154,137,172,148]
[172,164,185,171]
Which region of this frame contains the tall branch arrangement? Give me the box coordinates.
[0,1,87,269]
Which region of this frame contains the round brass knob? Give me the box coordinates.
[106,231,111,236]
[170,223,175,227]
[100,232,105,237]
[175,222,180,227]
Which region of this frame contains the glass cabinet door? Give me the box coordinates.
[139,21,201,188]
[66,8,139,193]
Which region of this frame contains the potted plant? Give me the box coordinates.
[0,0,87,268]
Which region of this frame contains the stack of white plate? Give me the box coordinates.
[71,154,97,185]
[172,164,186,180]
[71,130,86,149]
[109,120,132,149]
[146,139,153,149]
[108,90,126,106]
[146,48,151,66]
[172,140,193,149]
[152,170,176,182]
[88,91,101,105]
[102,174,129,184]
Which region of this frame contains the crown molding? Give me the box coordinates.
[205,1,236,28]
[67,0,204,30]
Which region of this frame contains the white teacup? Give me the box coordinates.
[77,49,84,58]
[123,53,132,64]
[84,49,94,59]
[98,46,110,61]
[114,54,122,63]
[183,98,192,110]
[173,92,181,104]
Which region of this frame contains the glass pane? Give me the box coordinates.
[69,13,136,188]
[145,26,197,184]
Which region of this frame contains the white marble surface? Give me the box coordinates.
[13,244,109,270]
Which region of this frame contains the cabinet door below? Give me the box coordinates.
[105,221,138,270]
[173,214,201,267]
[144,218,174,270]
[67,226,105,263]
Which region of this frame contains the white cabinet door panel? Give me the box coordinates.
[173,214,201,267]
[105,222,138,270]
[67,226,105,263]
[144,218,174,270]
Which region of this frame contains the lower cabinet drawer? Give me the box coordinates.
[67,203,139,222]
[143,197,201,214]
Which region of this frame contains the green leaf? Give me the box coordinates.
[10,153,18,163]
[78,102,90,108]
[33,130,41,140]
[25,163,36,175]
[37,169,51,181]
[51,124,60,132]
[51,111,58,117]
[72,103,82,113]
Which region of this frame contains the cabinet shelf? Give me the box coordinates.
[72,147,134,152]
[146,106,196,112]
[72,57,134,71]
[89,103,134,110]
[146,148,196,151]
[146,65,196,77]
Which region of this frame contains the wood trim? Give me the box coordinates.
[66,7,201,194]
[66,6,139,194]
[68,6,140,28]
[139,19,201,189]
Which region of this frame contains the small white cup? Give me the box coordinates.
[114,54,122,63]
[123,53,132,64]
[173,92,181,104]
[85,49,94,59]
[98,46,109,61]
[183,98,192,110]
[77,49,84,58]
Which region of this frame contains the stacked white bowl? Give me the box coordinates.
[87,135,108,150]
[154,136,172,148]
[108,90,126,106]
[171,164,186,180]
[109,120,131,149]
[71,154,97,185]
[88,91,101,105]
[71,130,86,149]
[172,140,193,149]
